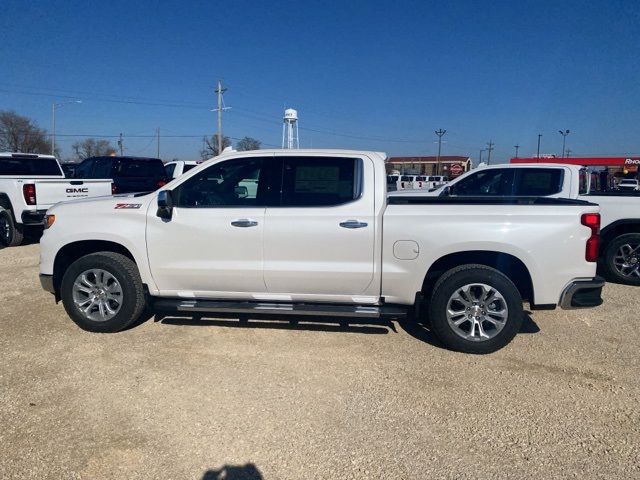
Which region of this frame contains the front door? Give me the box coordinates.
[263,155,376,298]
[146,156,277,297]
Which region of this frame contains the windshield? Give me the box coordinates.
[0,157,63,176]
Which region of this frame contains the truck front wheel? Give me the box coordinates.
[60,252,147,332]
[602,233,640,285]
[0,208,24,247]
[428,265,524,354]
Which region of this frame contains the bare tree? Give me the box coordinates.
[0,110,51,154]
[71,138,116,161]
[200,135,231,159]
[236,137,262,151]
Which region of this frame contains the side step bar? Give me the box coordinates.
[152,299,409,319]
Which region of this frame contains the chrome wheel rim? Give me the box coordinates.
[72,269,123,322]
[0,215,9,244]
[613,243,640,279]
[446,283,508,342]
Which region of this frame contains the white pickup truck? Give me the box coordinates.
[413,163,640,285]
[39,150,604,354]
[164,160,202,179]
[0,153,113,246]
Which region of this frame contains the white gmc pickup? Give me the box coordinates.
[0,153,113,246]
[413,163,640,285]
[39,150,604,353]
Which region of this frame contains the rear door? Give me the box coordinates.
[114,159,164,192]
[263,155,376,298]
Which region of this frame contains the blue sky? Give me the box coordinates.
[1,0,639,162]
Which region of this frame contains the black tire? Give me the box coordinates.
[60,252,147,332]
[602,233,640,285]
[0,207,24,247]
[427,264,524,354]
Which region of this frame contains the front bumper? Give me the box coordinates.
[559,276,605,309]
[21,210,47,225]
[40,274,55,295]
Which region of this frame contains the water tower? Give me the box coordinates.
[282,108,299,149]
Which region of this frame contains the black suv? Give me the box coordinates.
[74,156,169,194]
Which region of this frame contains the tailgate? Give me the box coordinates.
[34,179,113,209]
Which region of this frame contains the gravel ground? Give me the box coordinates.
[0,243,638,479]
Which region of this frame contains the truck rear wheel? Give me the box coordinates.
[602,233,640,285]
[60,252,147,332]
[428,264,523,354]
[0,207,24,247]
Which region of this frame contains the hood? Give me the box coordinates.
[49,191,155,212]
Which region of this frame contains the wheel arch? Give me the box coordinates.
[422,250,534,304]
[0,194,14,213]
[52,240,137,300]
[600,220,640,251]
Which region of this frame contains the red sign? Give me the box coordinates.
[450,164,464,176]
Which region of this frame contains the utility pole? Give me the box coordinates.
[486,140,494,165]
[537,134,542,158]
[156,128,160,158]
[514,144,520,158]
[213,80,231,155]
[435,129,446,175]
[559,129,570,158]
[565,148,572,157]
[118,133,123,156]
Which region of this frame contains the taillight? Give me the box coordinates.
[23,183,36,205]
[111,183,117,195]
[581,213,601,262]
[156,179,167,189]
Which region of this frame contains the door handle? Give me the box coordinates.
[231,218,258,228]
[339,219,368,229]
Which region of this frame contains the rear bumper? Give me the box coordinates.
[21,209,47,225]
[559,276,605,309]
[40,274,55,294]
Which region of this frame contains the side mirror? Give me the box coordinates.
[234,185,248,199]
[157,190,174,220]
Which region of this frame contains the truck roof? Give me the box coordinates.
[0,152,58,160]
[216,148,387,162]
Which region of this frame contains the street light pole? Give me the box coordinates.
[435,129,446,176]
[559,129,570,158]
[537,134,542,158]
[51,100,82,156]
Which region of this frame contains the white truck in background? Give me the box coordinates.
[0,153,113,246]
[409,163,640,285]
[164,160,202,179]
[39,149,604,354]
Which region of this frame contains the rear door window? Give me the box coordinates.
[116,159,165,178]
[278,156,360,207]
[452,169,514,195]
[513,168,564,196]
[92,159,112,178]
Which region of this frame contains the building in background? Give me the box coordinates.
[386,156,471,178]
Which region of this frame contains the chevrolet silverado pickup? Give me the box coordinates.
[411,163,640,285]
[0,152,113,246]
[39,150,604,354]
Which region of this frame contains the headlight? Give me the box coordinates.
[44,214,56,229]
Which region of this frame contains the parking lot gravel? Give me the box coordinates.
[1,243,639,479]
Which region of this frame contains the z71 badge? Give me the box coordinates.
[114,203,142,209]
